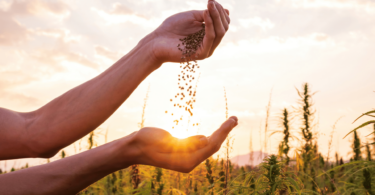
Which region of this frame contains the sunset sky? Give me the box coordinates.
[1,0,375,169]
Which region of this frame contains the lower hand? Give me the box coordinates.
[127,116,238,173]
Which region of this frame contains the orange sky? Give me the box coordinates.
[1,0,375,169]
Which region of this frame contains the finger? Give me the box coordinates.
[223,8,231,24]
[207,0,226,57]
[173,135,208,152]
[225,9,230,16]
[201,10,215,58]
[215,2,229,31]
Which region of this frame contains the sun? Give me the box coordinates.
[162,107,201,139]
[168,125,197,139]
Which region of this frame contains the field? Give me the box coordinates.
[1,83,374,195]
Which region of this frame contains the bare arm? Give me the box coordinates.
[0,117,238,195]
[0,0,230,160]
[0,40,159,159]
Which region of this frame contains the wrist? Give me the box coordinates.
[112,132,141,168]
[135,32,164,69]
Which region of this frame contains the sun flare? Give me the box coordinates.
[162,106,202,139]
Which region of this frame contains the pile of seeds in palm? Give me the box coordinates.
[165,24,205,129]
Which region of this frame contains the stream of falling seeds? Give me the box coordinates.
[165,24,205,130]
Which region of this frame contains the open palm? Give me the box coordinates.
[132,116,238,173]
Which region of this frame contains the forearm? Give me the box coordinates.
[0,108,32,159]
[0,135,136,195]
[19,35,160,158]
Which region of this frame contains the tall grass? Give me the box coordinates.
[6,83,375,195]
[131,85,150,193]
[264,89,273,154]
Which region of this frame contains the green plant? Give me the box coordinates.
[296,83,316,189]
[281,108,291,165]
[88,131,94,150]
[353,131,362,161]
[205,158,214,195]
[152,167,164,195]
[261,154,282,195]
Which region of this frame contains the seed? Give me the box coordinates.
[168,24,204,127]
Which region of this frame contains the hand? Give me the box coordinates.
[129,116,238,173]
[148,0,230,63]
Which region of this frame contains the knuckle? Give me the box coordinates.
[207,31,215,39]
[212,143,221,152]
[217,30,225,37]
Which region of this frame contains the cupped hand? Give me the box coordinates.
[149,0,230,63]
[131,116,238,173]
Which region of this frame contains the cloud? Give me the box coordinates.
[31,36,99,70]
[0,70,36,90]
[239,17,275,31]
[91,3,161,27]
[31,28,82,42]
[94,2,148,19]
[1,0,70,16]
[0,0,70,45]
[0,91,40,108]
[215,33,335,57]
[277,0,375,13]
[0,11,28,45]
[33,48,99,70]
[95,46,122,61]
[110,3,134,16]
[0,70,41,108]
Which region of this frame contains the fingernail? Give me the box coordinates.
[229,118,238,128]
[209,1,216,9]
[230,116,238,122]
[231,119,236,127]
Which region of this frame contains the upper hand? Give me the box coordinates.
[129,116,238,173]
[148,0,230,63]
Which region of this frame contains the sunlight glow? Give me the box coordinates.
[161,105,202,139]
